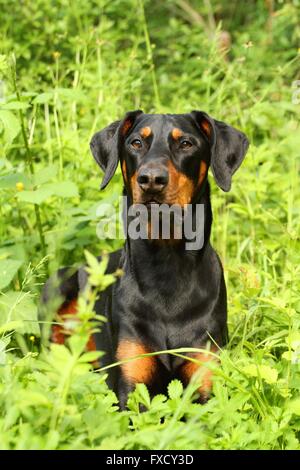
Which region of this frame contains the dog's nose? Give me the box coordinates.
[137,167,169,193]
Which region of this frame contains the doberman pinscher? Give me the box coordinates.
[41,110,249,409]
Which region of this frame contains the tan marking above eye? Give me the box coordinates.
[171,128,183,140]
[140,126,152,138]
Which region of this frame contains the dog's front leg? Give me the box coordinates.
[179,346,218,404]
[116,338,157,410]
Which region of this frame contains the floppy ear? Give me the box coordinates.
[90,110,143,189]
[191,111,249,191]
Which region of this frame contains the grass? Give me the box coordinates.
[0,0,300,449]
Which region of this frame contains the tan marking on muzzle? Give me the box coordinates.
[165,160,194,206]
[130,171,140,203]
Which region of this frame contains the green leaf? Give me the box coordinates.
[0,337,11,365]
[135,383,151,408]
[44,181,79,198]
[16,181,78,204]
[84,252,116,289]
[0,101,30,110]
[0,173,31,189]
[0,291,39,335]
[286,331,300,351]
[78,351,104,363]
[33,165,57,185]
[0,110,21,144]
[44,430,60,450]
[0,259,23,289]
[68,334,89,357]
[258,296,286,310]
[0,54,8,73]
[84,250,103,271]
[56,87,85,101]
[282,351,293,362]
[45,343,73,372]
[242,364,278,384]
[33,92,54,104]
[16,187,54,204]
[168,379,183,399]
[0,320,23,334]
[17,390,51,407]
[286,399,300,416]
[98,437,127,450]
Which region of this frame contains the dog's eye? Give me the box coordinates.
[131,139,142,149]
[180,140,193,149]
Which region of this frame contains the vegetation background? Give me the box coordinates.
[0,0,300,450]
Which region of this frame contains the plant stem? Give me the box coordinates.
[10,56,48,269]
[138,0,161,109]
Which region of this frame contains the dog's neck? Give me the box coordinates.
[122,182,212,269]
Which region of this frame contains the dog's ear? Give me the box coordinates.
[90,110,143,189]
[191,111,249,191]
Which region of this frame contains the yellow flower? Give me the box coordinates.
[52,51,61,60]
[16,181,24,191]
[115,268,124,278]
[29,335,35,342]
[243,41,253,49]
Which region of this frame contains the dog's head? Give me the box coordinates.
[90,111,249,206]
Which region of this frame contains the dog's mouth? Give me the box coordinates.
[138,197,164,208]
[135,199,185,210]
[144,199,161,207]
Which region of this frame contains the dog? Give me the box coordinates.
[41,110,249,409]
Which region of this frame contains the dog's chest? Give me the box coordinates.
[113,257,212,346]
[108,245,225,372]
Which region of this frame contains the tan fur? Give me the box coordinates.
[116,340,156,384]
[171,128,183,140]
[180,347,218,398]
[140,126,152,138]
[200,119,211,137]
[165,160,194,206]
[122,160,127,184]
[198,160,207,186]
[122,118,133,136]
[130,171,140,204]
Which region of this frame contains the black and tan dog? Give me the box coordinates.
[42,110,249,409]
